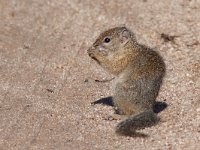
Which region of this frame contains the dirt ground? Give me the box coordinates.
[0,0,199,149]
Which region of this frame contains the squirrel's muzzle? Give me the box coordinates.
[87,47,101,64]
[87,47,94,57]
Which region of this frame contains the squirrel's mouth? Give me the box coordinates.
[91,56,101,65]
[88,52,101,65]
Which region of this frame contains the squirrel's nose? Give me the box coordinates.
[87,48,93,57]
[87,48,91,54]
[87,46,95,54]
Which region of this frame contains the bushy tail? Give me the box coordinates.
[116,110,160,136]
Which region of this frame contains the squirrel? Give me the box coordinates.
[87,26,166,136]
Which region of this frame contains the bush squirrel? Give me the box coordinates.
[87,26,166,136]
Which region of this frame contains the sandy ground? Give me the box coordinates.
[0,0,200,149]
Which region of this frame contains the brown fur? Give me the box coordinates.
[88,26,165,136]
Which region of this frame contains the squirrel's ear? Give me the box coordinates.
[119,29,131,44]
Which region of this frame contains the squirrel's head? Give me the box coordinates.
[87,26,137,75]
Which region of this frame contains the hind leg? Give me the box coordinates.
[114,106,125,115]
[106,106,126,120]
[108,114,127,120]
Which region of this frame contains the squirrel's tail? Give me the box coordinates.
[116,110,160,135]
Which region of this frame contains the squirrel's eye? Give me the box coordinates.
[104,37,111,43]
